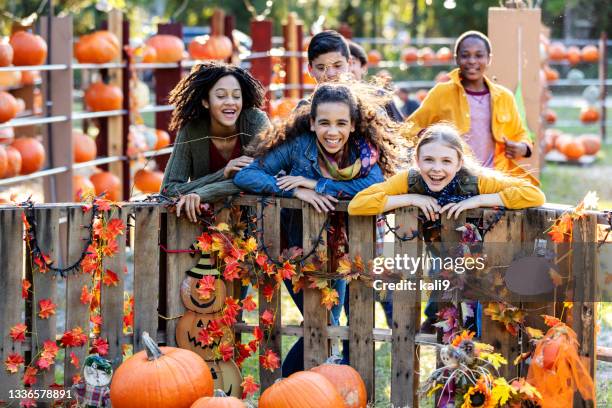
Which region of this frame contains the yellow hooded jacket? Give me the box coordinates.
[406,68,538,184]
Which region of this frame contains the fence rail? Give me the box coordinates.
[0,198,607,406]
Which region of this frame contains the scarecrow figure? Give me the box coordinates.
[72,355,112,407]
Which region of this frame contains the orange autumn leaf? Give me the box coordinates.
[241,375,260,399]
[23,366,38,386]
[260,309,275,327]
[102,269,119,286]
[106,218,125,237]
[9,323,27,343]
[69,352,79,368]
[195,232,212,252]
[4,353,25,373]
[542,314,562,327]
[320,287,339,310]
[241,294,257,312]
[21,279,31,299]
[259,349,280,372]
[38,299,56,319]
[196,276,216,300]
[336,257,352,276]
[80,285,93,305]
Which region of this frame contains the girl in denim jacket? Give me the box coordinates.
[235,83,411,376]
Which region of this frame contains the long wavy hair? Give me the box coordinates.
[247,82,416,177]
[168,61,266,132]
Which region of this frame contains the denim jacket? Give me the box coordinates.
[234,132,384,198]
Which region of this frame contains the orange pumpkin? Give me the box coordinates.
[0,41,13,66]
[0,145,7,178]
[134,169,163,193]
[189,35,233,60]
[272,98,298,119]
[401,47,418,63]
[190,391,245,408]
[311,363,367,408]
[566,46,581,65]
[146,35,185,63]
[415,89,428,102]
[0,71,21,88]
[20,70,40,86]
[9,31,47,66]
[544,129,561,153]
[84,82,123,112]
[90,171,121,201]
[577,134,601,155]
[302,70,317,86]
[367,50,382,66]
[581,45,599,63]
[10,137,45,174]
[561,139,585,160]
[0,91,18,123]
[73,129,97,163]
[436,47,452,62]
[418,47,435,63]
[73,174,95,201]
[75,31,121,64]
[547,42,566,61]
[544,66,559,82]
[259,371,344,408]
[155,129,171,150]
[580,106,599,123]
[4,145,22,178]
[141,45,157,63]
[544,109,557,125]
[111,332,213,408]
[554,134,572,152]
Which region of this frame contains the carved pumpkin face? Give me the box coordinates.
[180,276,227,314]
[176,310,232,361]
[208,360,243,399]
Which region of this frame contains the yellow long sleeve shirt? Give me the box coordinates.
[347,170,546,216]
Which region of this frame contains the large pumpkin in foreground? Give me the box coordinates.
[259,371,344,408]
[311,363,367,408]
[111,331,213,408]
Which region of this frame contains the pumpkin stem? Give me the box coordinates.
[142,331,163,360]
[213,389,228,397]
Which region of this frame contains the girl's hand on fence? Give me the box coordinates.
[407,194,441,221]
[440,196,483,219]
[276,176,317,191]
[176,193,201,223]
[223,156,254,179]
[294,188,338,213]
[503,137,529,159]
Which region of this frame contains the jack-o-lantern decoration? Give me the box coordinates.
[181,252,227,313]
[176,310,232,361]
[208,360,243,399]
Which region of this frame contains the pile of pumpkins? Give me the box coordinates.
[0,133,46,179]
[544,129,601,161]
[366,46,454,66]
[547,42,600,64]
[110,332,367,408]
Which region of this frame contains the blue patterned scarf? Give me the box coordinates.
[421,174,476,206]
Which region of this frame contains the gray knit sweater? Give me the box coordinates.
[160,108,270,202]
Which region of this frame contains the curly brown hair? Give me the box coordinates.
[168,61,266,132]
[247,82,417,177]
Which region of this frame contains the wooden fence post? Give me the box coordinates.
[250,20,273,114]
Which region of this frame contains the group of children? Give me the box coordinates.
[160,28,546,376]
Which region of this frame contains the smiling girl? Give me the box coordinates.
[235,82,409,375]
[161,62,270,222]
[405,31,537,184]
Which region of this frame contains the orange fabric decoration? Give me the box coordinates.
[527,322,594,407]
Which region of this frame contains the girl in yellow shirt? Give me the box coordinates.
[348,123,545,217]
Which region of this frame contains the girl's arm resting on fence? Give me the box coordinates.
[347,171,409,215]
[315,164,385,198]
[233,141,296,198]
[477,173,546,209]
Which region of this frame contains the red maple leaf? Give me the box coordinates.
[219,343,234,361]
[542,314,562,327]
[9,323,27,343]
[19,398,37,408]
[253,326,264,342]
[255,252,268,267]
[89,337,109,356]
[195,232,212,252]
[94,198,112,211]
[72,374,82,384]
[42,340,59,358]
[277,261,296,280]
[102,269,120,286]
[38,299,56,319]
[69,352,79,369]
[231,247,247,262]
[80,254,99,275]
[36,357,52,371]
[207,319,226,339]
[33,253,51,274]
[21,212,30,230]
[23,366,38,386]
[197,328,214,347]
[4,353,25,373]
[196,276,216,300]
[21,279,31,299]
[259,349,280,372]
[241,294,257,312]
[248,340,259,353]
[262,283,275,302]
[101,239,119,257]
[223,257,241,281]
[106,218,125,238]
[241,375,260,399]
[90,315,103,326]
[260,309,275,327]
[80,285,93,305]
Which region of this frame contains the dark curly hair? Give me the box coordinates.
[168,61,266,131]
[247,82,417,177]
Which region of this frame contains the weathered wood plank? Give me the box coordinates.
[302,205,328,370]
[100,208,127,368]
[257,199,282,388]
[165,215,202,346]
[0,209,25,399]
[133,206,160,352]
[481,210,522,379]
[348,215,375,401]
[31,208,59,389]
[63,207,92,385]
[391,207,421,408]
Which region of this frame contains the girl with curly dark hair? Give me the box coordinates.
[161,61,270,221]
